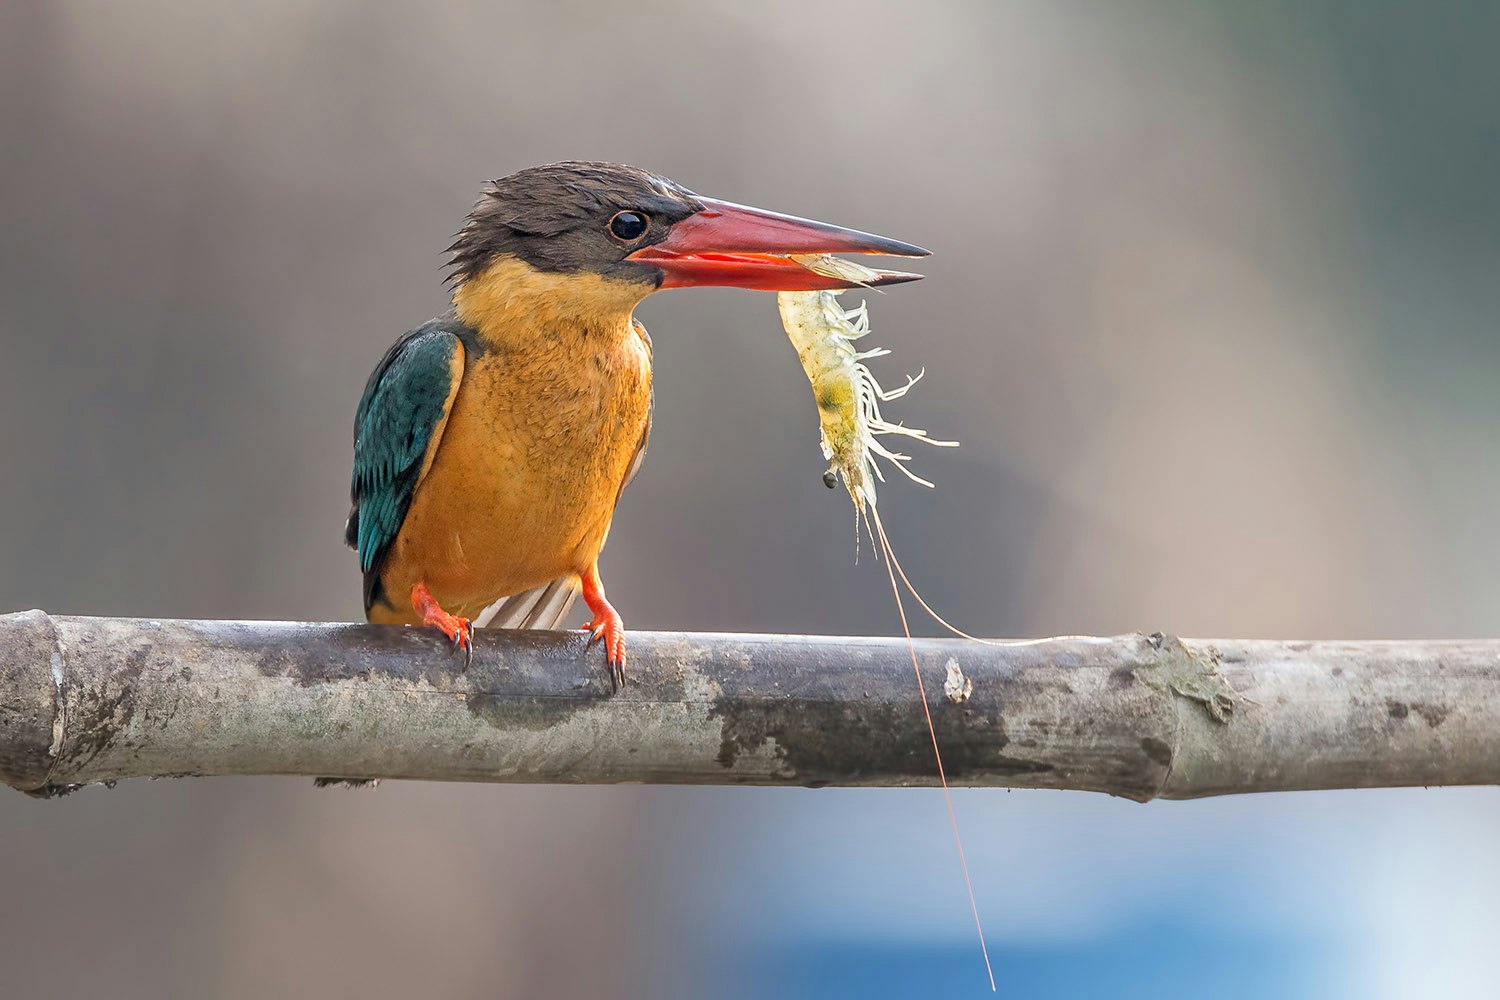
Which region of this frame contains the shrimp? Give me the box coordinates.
[776,275,957,511]
[778,268,995,992]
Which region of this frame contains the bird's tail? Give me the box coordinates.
[473,575,580,630]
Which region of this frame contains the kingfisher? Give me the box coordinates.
[345,161,926,687]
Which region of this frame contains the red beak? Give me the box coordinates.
[627,197,928,291]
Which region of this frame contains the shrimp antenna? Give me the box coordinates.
[868,501,996,992]
[871,507,1102,650]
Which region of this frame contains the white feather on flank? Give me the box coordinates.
[474,577,579,630]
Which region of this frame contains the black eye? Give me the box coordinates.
[609,211,650,242]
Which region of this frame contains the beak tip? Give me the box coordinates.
[866,235,931,258]
[869,270,925,287]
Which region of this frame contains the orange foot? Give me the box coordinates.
[411,581,473,669]
[580,563,626,690]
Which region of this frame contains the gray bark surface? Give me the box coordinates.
[1,611,1495,799]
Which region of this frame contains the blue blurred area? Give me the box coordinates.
[636,784,1499,999]
[738,924,1333,1000]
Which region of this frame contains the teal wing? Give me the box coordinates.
[345,320,465,614]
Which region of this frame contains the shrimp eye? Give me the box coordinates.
[823,469,839,489]
[609,211,650,242]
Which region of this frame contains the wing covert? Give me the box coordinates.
[346,322,465,612]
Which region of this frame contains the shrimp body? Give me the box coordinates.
[777,286,956,511]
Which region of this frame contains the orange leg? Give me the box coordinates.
[411,581,473,669]
[580,562,626,690]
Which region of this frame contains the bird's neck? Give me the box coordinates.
[452,257,646,349]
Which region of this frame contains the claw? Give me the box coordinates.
[412,582,473,670]
[581,615,626,690]
[454,623,474,670]
[580,563,627,691]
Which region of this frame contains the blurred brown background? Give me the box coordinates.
[2,2,1498,998]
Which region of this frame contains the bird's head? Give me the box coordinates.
[448,161,926,327]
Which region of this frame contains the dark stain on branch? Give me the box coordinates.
[1383,698,1448,729]
[465,690,596,731]
[66,646,146,770]
[1140,736,1173,766]
[708,689,1052,785]
[1412,703,1450,727]
[251,623,466,688]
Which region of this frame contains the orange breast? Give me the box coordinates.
[376,315,652,621]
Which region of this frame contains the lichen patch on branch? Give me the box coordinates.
[1140,632,1236,724]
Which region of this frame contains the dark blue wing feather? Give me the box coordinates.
[346,321,463,613]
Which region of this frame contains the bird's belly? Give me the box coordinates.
[382,342,650,617]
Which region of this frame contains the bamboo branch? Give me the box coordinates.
[1,610,1495,799]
